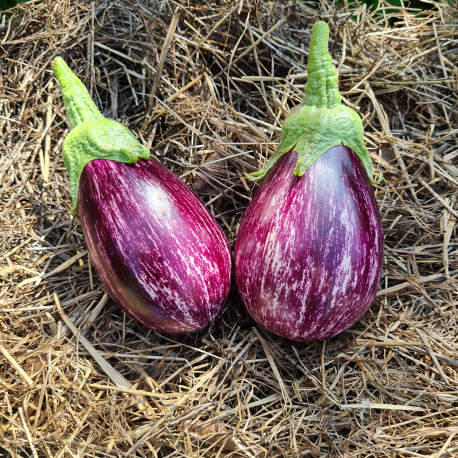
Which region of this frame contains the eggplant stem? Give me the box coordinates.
[303,21,341,109]
[52,57,151,214]
[52,57,104,129]
[246,21,380,184]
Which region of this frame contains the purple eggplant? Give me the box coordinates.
[52,58,231,333]
[234,22,383,341]
[79,158,231,333]
[235,145,383,341]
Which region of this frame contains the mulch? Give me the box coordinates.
[0,0,457,456]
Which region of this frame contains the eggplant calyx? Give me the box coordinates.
[63,121,150,213]
[247,106,379,183]
[246,21,381,185]
[52,57,153,214]
[247,105,376,182]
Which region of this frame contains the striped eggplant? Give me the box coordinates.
[234,22,383,341]
[52,58,231,334]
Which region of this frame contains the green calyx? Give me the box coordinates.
[52,57,150,214]
[247,21,379,183]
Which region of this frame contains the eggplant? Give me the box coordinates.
[234,22,383,341]
[235,145,383,341]
[52,58,231,333]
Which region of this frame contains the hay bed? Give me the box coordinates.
[1,0,457,456]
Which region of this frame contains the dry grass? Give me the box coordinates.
[0,0,457,456]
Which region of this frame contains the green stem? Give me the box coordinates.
[52,57,151,214]
[303,21,341,109]
[52,57,104,129]
[246,20,380,184]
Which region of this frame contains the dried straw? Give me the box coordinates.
[0,0,457,456]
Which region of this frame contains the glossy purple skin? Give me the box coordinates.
[78,157,232,334]
[234,145,383,341]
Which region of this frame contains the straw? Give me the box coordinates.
[0,0,456,455]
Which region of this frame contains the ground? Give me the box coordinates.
[0,0,457,456]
